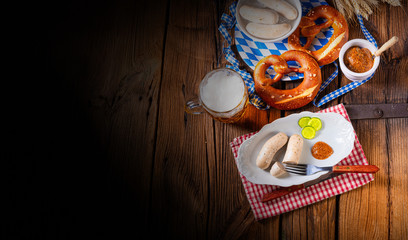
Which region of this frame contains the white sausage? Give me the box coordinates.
[258,0,298,20]
[282,134,303,164]
[256,132,288,169]
[239,5,279,24]
[270,161,287,177]
[246,22,291,39]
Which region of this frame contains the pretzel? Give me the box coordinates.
[288,5,349,66]
[254,50,321,110]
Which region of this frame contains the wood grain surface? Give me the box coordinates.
[5,0,407,239]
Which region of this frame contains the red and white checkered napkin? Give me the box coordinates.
[230,104,374,220]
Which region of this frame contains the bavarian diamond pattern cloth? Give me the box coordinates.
[218,1,378,109]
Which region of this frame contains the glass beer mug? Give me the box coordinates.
[185,68,249,123]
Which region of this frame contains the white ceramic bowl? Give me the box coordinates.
[236,0,302,43]
[339,39,380,82]
[236,111,355,186]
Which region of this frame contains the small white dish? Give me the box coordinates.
[339,39,380,82]
[236,111,355,187]
[236,0,302,43]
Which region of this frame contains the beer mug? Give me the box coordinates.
[185,68,249,123]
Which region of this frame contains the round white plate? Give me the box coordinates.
[236,0,302,43]
[236,111,355,186]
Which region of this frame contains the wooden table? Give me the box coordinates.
[7,0,407,239]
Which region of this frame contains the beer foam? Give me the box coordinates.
[200,69,245,112]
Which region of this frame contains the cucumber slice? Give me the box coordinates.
[298,117,311,128]
[301,126,316,139]
[307,117,322,131]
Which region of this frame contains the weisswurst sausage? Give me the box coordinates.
[246,22,291,39]
[270,161,287,177]
[239,5,279,24]
[282,134,303,164]
[256,132,288,169]
[258,0,298,20]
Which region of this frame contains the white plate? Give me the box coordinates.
[236,111,355,186]
[236,0,302,43]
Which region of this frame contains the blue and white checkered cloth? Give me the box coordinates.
[218,1,377,109]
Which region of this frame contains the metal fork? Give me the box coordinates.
[284,163,380,175]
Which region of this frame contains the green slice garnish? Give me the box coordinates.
[298,117,311,128]
[307,117,322,131]
[301,126,316,139]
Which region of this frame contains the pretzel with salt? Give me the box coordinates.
[254,50,322,110]
[288,5,349,66]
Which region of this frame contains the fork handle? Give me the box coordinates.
[261,184,304,203]
[332,165,379,173]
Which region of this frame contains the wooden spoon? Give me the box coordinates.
[373,36,399,57]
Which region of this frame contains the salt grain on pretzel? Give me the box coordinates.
[254,50,322,110]
[288,5,349,66]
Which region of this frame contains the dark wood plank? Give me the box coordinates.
[96,0,168,236]
[7,0,169,238]
[387,118,408,239]
[62,0,168,237]
[151,0,219,238]
[384,2,408,238]
[338,119,389,239]
[338,1,408,239]
[307,199,337,240]
[281,207,308,239]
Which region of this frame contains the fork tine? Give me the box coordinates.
[284,164,307,170]
[284,166,305,172]
[285,168,307,175]
[284,164,307,175]
[284,163,307,167]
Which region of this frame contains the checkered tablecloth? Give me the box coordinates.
[229,104,374,220]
